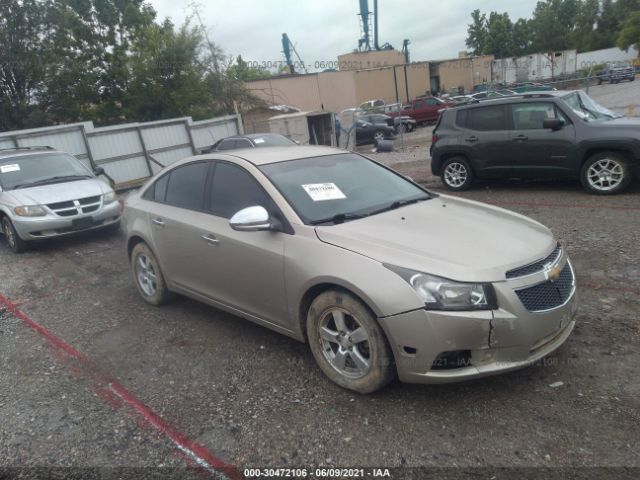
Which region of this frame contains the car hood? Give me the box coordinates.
[599,117,640,126]
[4,179,109,206]
[315,195,556,282]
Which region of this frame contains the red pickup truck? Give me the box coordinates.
[388,96,455,124]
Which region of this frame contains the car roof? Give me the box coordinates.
[197,146,344,166]
[448,90,573,110]
[220,133,287,141]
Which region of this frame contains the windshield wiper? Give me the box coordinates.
[12,175,92,189]
[310,212,368,225]
[368,196,430,216]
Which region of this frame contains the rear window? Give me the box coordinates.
[467,105,507,131]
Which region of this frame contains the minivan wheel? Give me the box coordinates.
[441,157,474,191]
[2,217,28,253]
[307,290,395,394]
[581,152,632,195]
[131,242,174,305]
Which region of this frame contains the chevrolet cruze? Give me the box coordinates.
[123,146,577,393]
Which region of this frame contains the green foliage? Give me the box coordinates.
[466,0,640,58]
[0,0,260,131]
[227,56,272,81]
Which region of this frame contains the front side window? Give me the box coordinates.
[216,139,237,151]
[260,153,431,225]
[164,162,209,210]
[467,105,507,131]
[511,103,557,130]
[209,162,271,219]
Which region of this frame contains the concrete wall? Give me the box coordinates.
[436,55,494,93]
[337,50,405,70]
[493,50,577,84]
[577,47,640,70]
[245,75,324,112]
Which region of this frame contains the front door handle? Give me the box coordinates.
[151,218,165,227]
[464,136,479,143]
[512,135,528,141]
[201,234,220,246]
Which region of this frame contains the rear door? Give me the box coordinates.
[508,102,576,177]
[146,160,215,295]
[459,104,513,177]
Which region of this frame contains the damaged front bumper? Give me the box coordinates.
[378,264,578,384]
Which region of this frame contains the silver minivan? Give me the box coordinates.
[123,146,577,393]
[0,147,121,252]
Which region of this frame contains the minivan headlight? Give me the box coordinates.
[14,205,47,217]
[103,191,117,204]
[385,264,497,311]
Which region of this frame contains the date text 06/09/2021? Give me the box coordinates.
[243,467,392,478]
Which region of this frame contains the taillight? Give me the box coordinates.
[432,134,439,144]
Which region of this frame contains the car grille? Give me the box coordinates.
[47,195,102,217]
[506,244,562,279]
[515,263,574,312]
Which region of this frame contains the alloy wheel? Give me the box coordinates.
[3,219,15,249]
[443,162,468,188]
[135,253,158,297]
[587,158,624,192]
[318,308,371,379]
[374,132,385,143]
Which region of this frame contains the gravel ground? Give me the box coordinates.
[1,80,639,480]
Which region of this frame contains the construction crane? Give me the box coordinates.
[281,33,308,74]
[357,0,397,53]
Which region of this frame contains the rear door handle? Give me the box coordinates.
[151,218,165,227]
[464,136,478,143]
[512,135,528,141]
[201,234,220,246]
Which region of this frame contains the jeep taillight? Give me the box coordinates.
[432,134,439,145]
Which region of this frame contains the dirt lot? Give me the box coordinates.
[2,83,640,480]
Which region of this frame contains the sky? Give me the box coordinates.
[149,0,539,71]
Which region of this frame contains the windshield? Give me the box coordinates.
[252,135,296,147]
[561,91,620,121]
[0,153,93,190]
[260,153,431,225]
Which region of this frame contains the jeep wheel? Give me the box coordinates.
[581,152,632,195]
[441,157,474,191]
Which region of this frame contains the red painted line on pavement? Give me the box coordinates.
[0,294,242,480]
[488,200,640,211]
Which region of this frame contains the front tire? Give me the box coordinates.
[131,242,174,305]
[580,152,632,195]
[441,157,474,191]
[373,130,386,144]
[2,217,28,253]
[306,290,395,394]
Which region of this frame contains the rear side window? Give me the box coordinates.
[164,162,209,210]
[455,110,469,128]
[467,106,507,131]
[216,139,236,151]
[209,162,271,219]
[143,173,170,202]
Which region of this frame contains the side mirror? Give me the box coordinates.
[543,118,564,130]
[229,206,272,232]
[93,167,105,176]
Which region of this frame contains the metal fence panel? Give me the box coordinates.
[0,114,241,188]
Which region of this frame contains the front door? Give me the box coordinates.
[508,102,576,177]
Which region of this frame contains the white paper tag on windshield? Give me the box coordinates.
[302,183,346,202]
[0,164,20,173]
[254,138,265,144]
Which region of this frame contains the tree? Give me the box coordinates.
[616,0,640,52]
[0,0,55,130]
[226,55,272,81]
[512,19,533,56]
[465,9,487,56]
[484,12,515,58]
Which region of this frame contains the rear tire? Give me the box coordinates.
[441,157,474,191]
[373,130,386,143]
[580,152,632,195]
[2,217,28,253]
[306,290,395,394]
[131,242,175,305]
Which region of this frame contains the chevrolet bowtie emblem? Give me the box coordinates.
[547,265,562,282]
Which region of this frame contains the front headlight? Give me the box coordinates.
[385,264,497,311]
[103,191,117,204]
[14,205,47,217]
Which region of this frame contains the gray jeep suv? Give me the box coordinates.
[431,91,640,194]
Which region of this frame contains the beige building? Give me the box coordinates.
[245,62,431,113]
[430,55,494,94]
[337,50,405,71]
